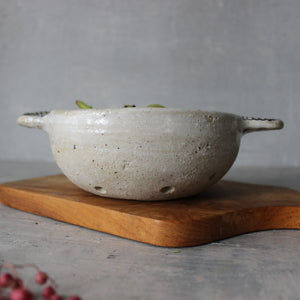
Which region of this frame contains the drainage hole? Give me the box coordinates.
[94,186,107,194]
[160,186,175,194]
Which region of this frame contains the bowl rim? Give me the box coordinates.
[49,107,239,117]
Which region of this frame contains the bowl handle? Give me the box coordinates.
[241,117,284,134]
[17,111,50,129]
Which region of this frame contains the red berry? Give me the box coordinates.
[9,288,33,300]
[34,272,48,285]
[49,295,63,300]
[0,273,13,287]
[66,296,81,300]
[42,286,55,299]
[10,278,23,290]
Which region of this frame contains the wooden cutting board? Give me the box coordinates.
[0,174,300,247]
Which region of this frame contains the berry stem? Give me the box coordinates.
[0,263,81,299]
[0,263,18,277]
[0,263,58,290]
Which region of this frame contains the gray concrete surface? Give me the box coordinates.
[0,0,299,166]
[1,161,300,300]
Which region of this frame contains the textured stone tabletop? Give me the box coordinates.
[1,161,300,300]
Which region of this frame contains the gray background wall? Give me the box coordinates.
[0,0,299,166]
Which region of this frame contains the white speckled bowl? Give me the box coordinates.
[17,108,283,200]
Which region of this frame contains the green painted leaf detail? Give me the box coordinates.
[147,104,166,108]
[76,100,93,109]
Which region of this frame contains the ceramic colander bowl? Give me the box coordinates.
[17,108,283,200]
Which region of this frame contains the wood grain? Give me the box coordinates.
[0,174,300,247]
